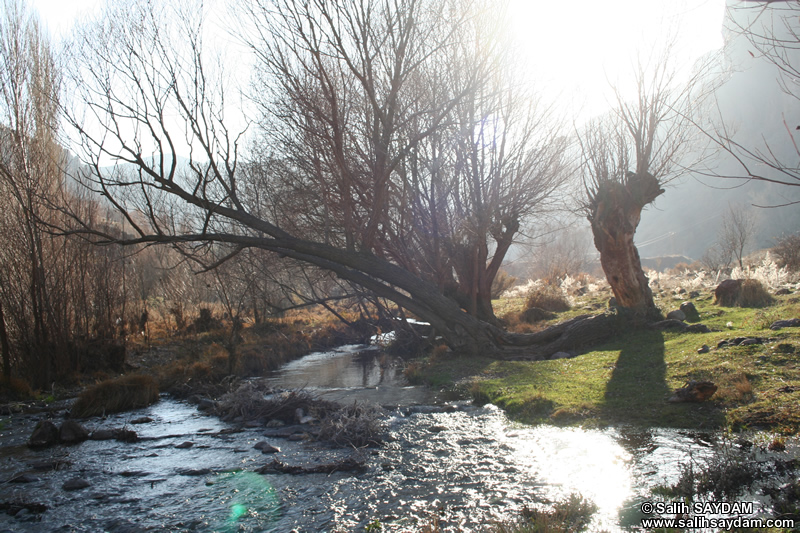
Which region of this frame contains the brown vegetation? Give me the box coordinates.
[70,374,159,418]
[524,285,571,313]
[213,382,337,424]
[773,231,800,271]
[737,279,776,308]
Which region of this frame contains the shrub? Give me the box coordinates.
[491,494,598,533]
[737,279,775,308]
[71,374,159,418]
[525,284,571,313]
[316,402,385,447]
[773,231,800,272]
[0,377,33,401]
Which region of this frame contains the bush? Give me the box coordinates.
[773,231,800,272]
[491,494,598,533]
[525,284,571,313]
[71,374,159,418]
[0,377,33,401]
[316,402,385,447]
[737,279,775,308]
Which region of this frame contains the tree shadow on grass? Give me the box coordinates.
[601,328,725,429]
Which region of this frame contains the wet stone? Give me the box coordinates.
[90,428,115,440]
[178,468,212,476]
[59,420,89,444]
[175,441,194,449]
[63,478,91,491]
[254,440,281,453]
[9,473,39,483]
[130,417,153,424]
[28,420,59,448]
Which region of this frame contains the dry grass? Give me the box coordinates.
[213,381,337,424]
[737,279,776,308]
[71,374,159,418]
[0,377,33,401]
[525,284,571,313]
[713,373,754,404]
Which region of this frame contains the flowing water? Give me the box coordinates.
[0,344,797,532]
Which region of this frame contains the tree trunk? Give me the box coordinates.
[587,172,664,319]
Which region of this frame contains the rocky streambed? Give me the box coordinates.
[1,345,798,532]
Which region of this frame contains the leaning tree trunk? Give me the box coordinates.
[587,171,664,319]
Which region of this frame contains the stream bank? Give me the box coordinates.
[1,344,798,532]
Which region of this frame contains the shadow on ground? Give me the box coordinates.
[601,328,725,428]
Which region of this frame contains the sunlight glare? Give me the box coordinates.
[505,425,633,527]
[507,0,727,120]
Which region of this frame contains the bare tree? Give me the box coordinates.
[703,1,800,200]
[579,48,703,318]
[719,203,757,269]
[62,0,575,354]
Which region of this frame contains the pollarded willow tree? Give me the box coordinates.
[64,0,570,354]
[578,50,706,319]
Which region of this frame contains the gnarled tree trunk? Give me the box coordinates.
[587,171,664,319]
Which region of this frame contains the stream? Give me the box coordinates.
[0,344,797,532]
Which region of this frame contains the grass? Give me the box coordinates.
[71,374,159,418]
[490,495,598,533]
[418,291,800,433]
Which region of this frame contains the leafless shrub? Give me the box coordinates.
[773,232,800,272]
[213,382,337,424]
[316,402,385,447]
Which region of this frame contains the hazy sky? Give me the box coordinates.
[30,0,727,117]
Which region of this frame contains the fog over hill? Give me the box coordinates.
[635,1,800,261]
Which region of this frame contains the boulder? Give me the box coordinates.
[680,301,701,322]
[666,309,686,321]
[668,380,717,403]
[775,288,792,295]
[697,344,710,354]
[714,279,743,306]
[28,420,59,448]
[549,351,573,360]
[58,420,89,444]
[770,318,800,330]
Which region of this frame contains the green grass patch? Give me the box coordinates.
[420,293,800,433]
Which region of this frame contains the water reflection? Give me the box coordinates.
[0,346,794,532]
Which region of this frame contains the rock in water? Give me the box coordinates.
[62,478,91,491]
[59,420,89,444]
[28,420,59,448]
[668,380,717,403]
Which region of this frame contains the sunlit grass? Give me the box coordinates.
[424,291,800,433]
